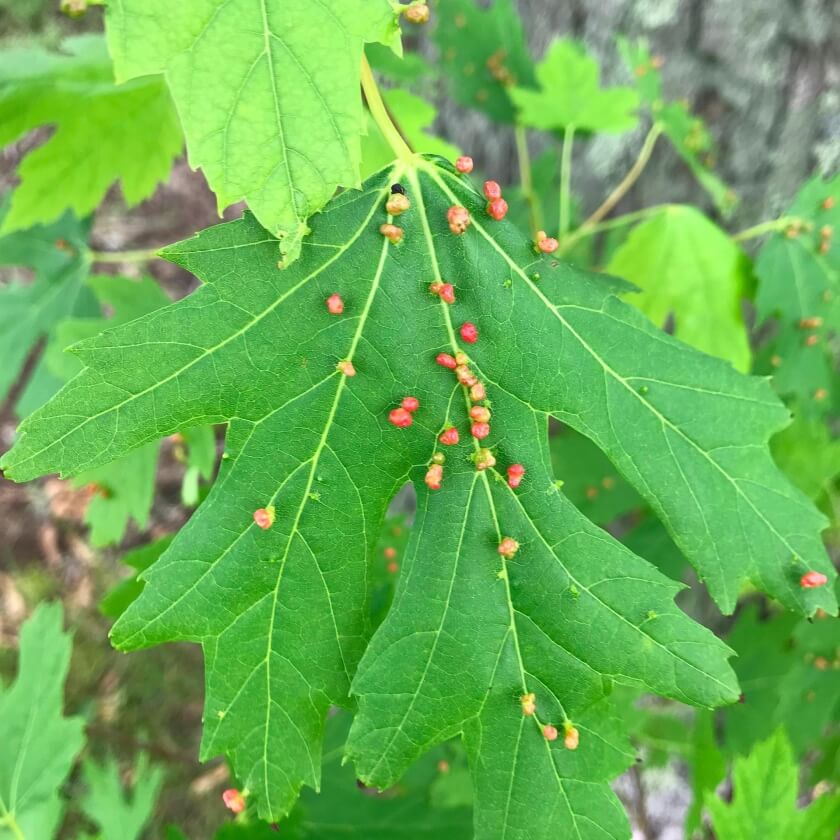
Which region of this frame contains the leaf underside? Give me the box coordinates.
[2,156,835,834]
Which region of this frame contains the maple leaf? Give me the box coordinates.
[104,0,398,266]
[510,39,640,134]
[0,36,181,234]
[2,157,836,833]
[607,205,751,371]
[706,729,840,840]
[433,0,535,124]
[0,603,85,838]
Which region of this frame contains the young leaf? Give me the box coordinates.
[617,38,737,215]
[755,174,839,410]
[100,536,176,620]
[706,729,840,840]
[433,0,534,124]
[2,157,835,831]
[510,39,639,134]
[104,0,398,266]
[685,710,726,835]
[607,205,751,371]
[0,211,90,406]
[0,603,85,837]
[365,42,435,84]
[0,36,181,234]
[771,412,840,502]
[81,753,164,840]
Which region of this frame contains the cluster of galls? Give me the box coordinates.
[520,694,580,750]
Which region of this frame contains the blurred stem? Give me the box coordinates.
[732,216,801,242]
[562,122,663,253]
[559,123,576,238]
[0,811,24,840]
[360,55,413,162]
[514,124,543,236]
[88,248,161,263]
[558,204,672,253]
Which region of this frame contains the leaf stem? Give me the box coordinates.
[514,124,543,236]
[360,56,413,163]
[0,810,24,840]
[561,123,663,253]
[88,248,161,263]
[559,124,576,238]
[732,216,801,242]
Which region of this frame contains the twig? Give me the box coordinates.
[514,124,543,236]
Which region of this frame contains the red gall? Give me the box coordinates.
[470,406,491,423]
[384,547,397,559]
[460,322,479,343]
[455,155,474,173]
[387,560,399,574]
[536,231,559,254]
[487,197,508,221]
[386,193,410,215]
[438,759,450,773]
[470,382,487,402]
[563,722,580,751]
[401,396,420,412]
[498,537,519,559]
[483,180,502,200]
[404,3,430,23]
[801,570,829,588]
[507,463,525,488]
[389,407,414,428]
[436,353,457,370]
[222,789,246,814]
[253,506,276,530]
[425,463,444,490]
[474,448,496,471]
[337,359,356,377]
[471,422,491,440]
[455,365,478,387]
[542,724,559,742]
[326,293,344,314]
[432,452,446,465]
[429,281,443,295]
[520,692,536,716]
[447,205,471,235]
[380,223,404,244]
[439,427,460,446]
[439,283,456,304]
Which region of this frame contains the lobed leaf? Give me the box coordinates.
[2,156,835,833]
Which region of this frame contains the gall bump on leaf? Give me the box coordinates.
[460,322,479,344]
[222,789,246,814]
[801,571,829,589]
[439,427,460,446]
[253,506,276,530]
[388,407,413,428]
[326,293,344,315]
[455,155,474,173]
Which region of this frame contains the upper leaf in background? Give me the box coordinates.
[755,174,840,412]
[2,156,835,834]
[607,205,751,371]
[0,603,85,839]
[433,0,534,123]
[0,36,181,234]
[0,210,91,407]
[81,753,164,840]
[510,39,639,134]
[771,412,840,503]
[706,729,840,840]
[361,89,461,178]
[618,38,737,215]
[366,41,435,84]
[105,0,398,267]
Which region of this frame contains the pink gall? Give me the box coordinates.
[801,570,829,589]
[455,155,474,173]
[498,537,519,559]
[223,789,246,814]
[337,359,356,377]
[436,353,457,370]
[380,223,404,244]
[460,322,479,344]
[536,231,559,253]
[470,406,491,423]
[487,197,508,221]
[326,294,344,315]
[483,180,502,200]
[425,463,443,490]
[439,283,456,304]
[401,396,420,412]
[439,427,460,446]
[389,407,414,428]
[474,448,496,471]
[471,422,491,440]
[384,546,397,560]
[543,724,559,742]
[387,560,399,574]
[455,365,478,387]
[521,692,536,716]
[447,205,471,235]
[469,382,487,402]
[563,722,580,750]
[385,193,410,215]
[507,463,525,488]
[253,506,276,530]
[403,3,430,23]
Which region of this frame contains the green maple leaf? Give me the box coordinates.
[607,205,751,371]
[755,174,840,410]
[0,603,85,838]
[433,0,535,124]
[618,38,737,215]
[0,210,91,407]
[104,0,398,266]
[707,729,840,840]
[80,753,164,840]
[771,412,840,502]
[2,157,836,833]
[510,39,639,134]
[0,36,181,234]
